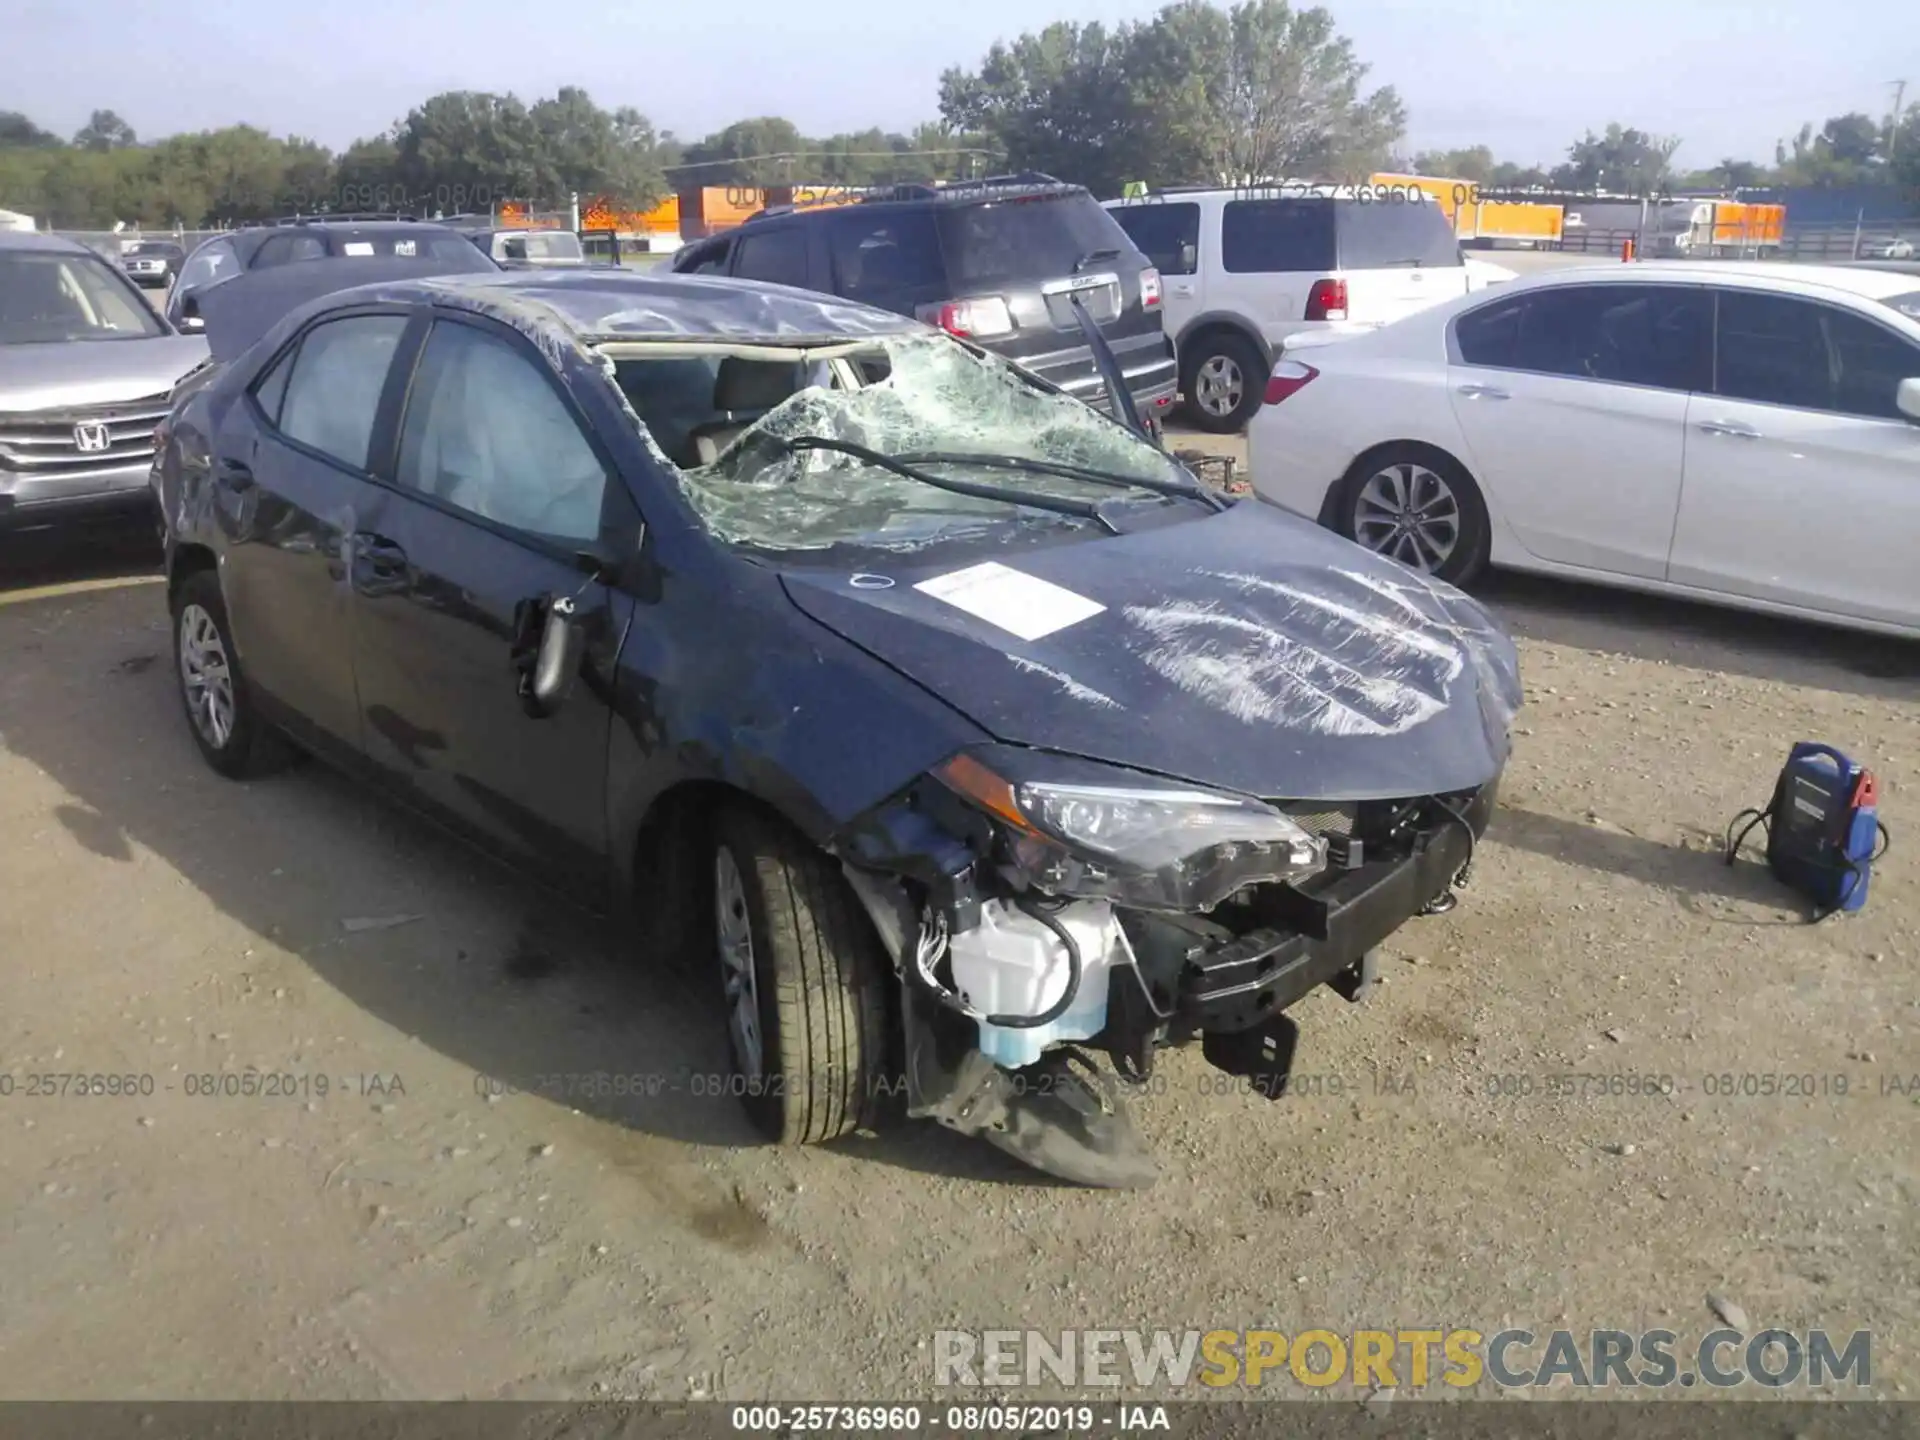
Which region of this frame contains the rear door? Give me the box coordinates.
[345,312,637,897]
[213,309,412,753]
[933,192,1166,408]
[1445,281,1710,579]
[1668,287,1920,626]
[1216,197,1335,345]
[1335,197,1469,325]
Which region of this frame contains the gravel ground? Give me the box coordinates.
[0,480,1915,1404]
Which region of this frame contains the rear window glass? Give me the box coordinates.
[1336,199,1462,269]
[934,193,1137,288]
[1108,203,1201,276]
[1220,199,1336,273]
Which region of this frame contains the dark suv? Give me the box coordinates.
[671,175,1179,428]
[166,215,499,331]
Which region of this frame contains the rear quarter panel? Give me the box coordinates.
[1247,321,1471,528]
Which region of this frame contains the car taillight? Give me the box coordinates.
[1264,360,1319,405]
[1304,278,1348,322]
[1140,267,1162,308]
[915,297,1014,339]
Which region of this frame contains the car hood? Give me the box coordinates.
[779,502,1522,802]
[0,334,210,411]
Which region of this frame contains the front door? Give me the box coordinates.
[1669,288,1920,628]
[1445,281,1710,579]
[346,312,637,900]
[214,310,410,752]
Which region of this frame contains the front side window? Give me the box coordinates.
[1714,290,1920,418]
[275,315,409,470]
[395,320,608,542]
[733,228,812,289]
[0,249,165,343]
[176,239,238,294]
[1108,203,1201,276]
[681,239,732,275]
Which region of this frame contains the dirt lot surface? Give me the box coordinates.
[1,503,1916,1404]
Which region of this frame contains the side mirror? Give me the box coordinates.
[1178,241,1198,273]
[178,293,204,332]
[1898,377,1920,424]
[528,595,587,712]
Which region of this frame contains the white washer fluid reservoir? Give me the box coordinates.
[945,899,1120,1070]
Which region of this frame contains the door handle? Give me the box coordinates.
[1455,383,1510,400]
[1171,283,1197,297]
[1696,419,1761,439]
[213,456,255,490]
[349,534,410,594]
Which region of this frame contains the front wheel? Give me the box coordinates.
[1333,445,1491,586]
[711,807,890,1145]
[172,570,297,780]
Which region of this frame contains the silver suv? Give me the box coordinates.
[0,231,209,535]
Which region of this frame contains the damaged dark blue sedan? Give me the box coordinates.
[152,266,1522,1187]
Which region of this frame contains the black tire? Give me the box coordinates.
[171,569,297,780]
[711,806,890,1145]
[1332,444,1492,587]
[1179,330,1267,433]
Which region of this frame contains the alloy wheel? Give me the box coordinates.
[1192,354,1245,419]
[1354,462,1460,573]
[714,845,765,1079]
[177,603,236,750]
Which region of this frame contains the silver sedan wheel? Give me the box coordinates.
[714,845,765,1079]
[1354,462,1460,572]
[177,603,235,750]
[1192,353,1245,419]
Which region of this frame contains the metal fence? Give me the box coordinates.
[1557,218,1917,262]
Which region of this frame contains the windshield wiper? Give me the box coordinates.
[768,435,1123,534]
[1073,248,1122,274]
[892,450,1229,512]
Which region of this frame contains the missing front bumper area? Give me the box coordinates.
[855,782,1494,1188]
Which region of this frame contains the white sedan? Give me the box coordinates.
[1248,261,1920,637]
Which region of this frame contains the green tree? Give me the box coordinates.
[530,88,665,206]
[393,91,546,211]
[1551,124,1680,194]
[940,0,1403,195]
[1411,146,1495,183]
[0,110,65,149]
[678,116,808,186]
[73,109,138,152]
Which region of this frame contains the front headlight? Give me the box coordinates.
[933,748,1327,913]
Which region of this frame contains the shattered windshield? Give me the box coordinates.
[603,331,1200,554]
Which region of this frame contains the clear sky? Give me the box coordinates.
[5,0,1914,171]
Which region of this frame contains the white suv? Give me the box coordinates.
[1105,184,1471,431]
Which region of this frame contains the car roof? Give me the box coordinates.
[251,268,925,355]
[1496,260,1920,305]
[0,229,90,254]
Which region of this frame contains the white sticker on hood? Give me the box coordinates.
[342,242,375,256]
[914,561,1104,641]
